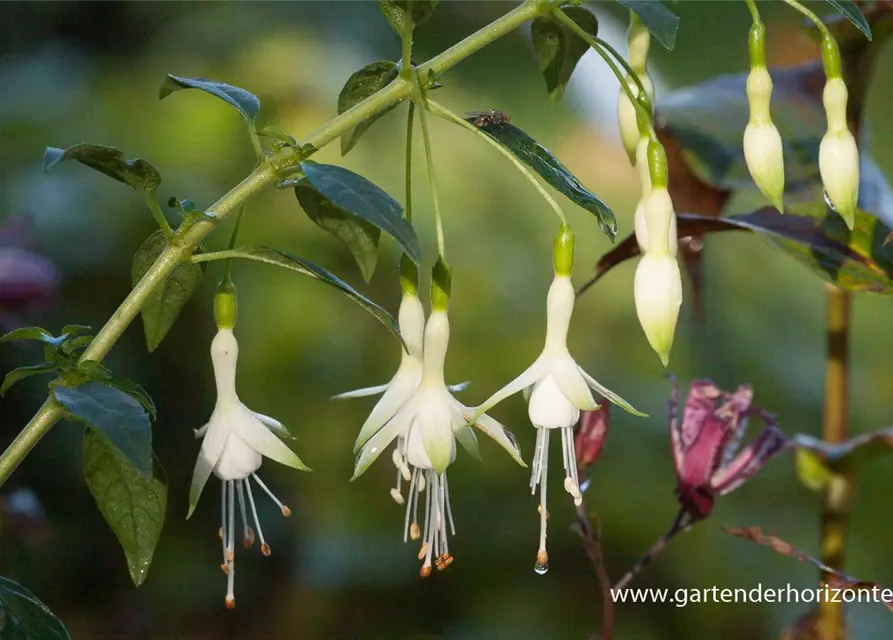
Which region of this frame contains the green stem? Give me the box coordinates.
[780,0,830,37]
[0,0,542,488]
[405,102,415,223]
[817,285,852,640]
[144,197,175,240]
[248,127,264,161]
[401,0,414,78]
[426,99,566,224]
[411,71,446,258]
[553,8,656,141]
[593,36,648,106]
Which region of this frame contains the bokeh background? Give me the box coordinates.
[1,1,893,638]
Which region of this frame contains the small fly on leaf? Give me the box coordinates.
[467,109,511,128]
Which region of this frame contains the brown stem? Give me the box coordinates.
[612,508,689,592]
[817,285,853,640]
[573,502,613,640]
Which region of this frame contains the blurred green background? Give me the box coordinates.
[1,2,893,638]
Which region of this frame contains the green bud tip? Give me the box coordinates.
[431,258,452,311]
[553,223,575,276]
[214,280,238,330]
[821,34,842,80]
[399,253,419,297]
[647,139,669,188]
[748,21,766,67]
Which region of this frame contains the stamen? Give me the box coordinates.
[442,472,455,537]
[390,488,405,505]
[418,474,426,492]
[226,481,235,562]
[417,542,428,560]
[403,468,419,543]
[220,482,228,567]
[410,469,421,539]
[236,481,255,549]
[225,554,235,609]
[530,427,546,494]
[252,473,291,517]
[537,429,550,563]
[561,428,583,506]
[244,479,269,555]
[410,523,421,540]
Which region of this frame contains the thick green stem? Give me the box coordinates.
[817,285,852,640]
[0,0,542,487]
[411,71,446,259]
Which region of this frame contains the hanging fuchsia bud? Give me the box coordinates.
[669,378,788,521]
[574,404,609,483]
[743,22,785,213]
[818,36,858,229]
[618,14,653,164]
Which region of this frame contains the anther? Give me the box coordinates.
[281,505,292,517]
[243,527,256,549]
[225,596,235,610]
[261,543,271,557]
[537,504,550,520]
[418,543,429,560]
[420,565,432,578]
[410,523,421,540]
[536,549,549,566]
[226,548,234,562]
[221,563,230,575]
[390,488,405,505]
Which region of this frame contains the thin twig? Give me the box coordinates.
[573,501,614,640]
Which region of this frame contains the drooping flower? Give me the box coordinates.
[188,287,309,609]
[819,75,859,229]
[474,225,643,571]
[669,378,788,521]
[618,13,653,164]
[352,260,525,576]
[743,65,785,213]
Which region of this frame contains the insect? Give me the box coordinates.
[467,109,511,127]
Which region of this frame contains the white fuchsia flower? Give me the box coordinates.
[743,65,785,213]
[188,289,308,609]
[474,226,643,571]
[352,261,525,576]
[634,253,683,367]
[819,75,859,229]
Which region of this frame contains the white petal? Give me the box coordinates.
[454,399,526,468]
[578,367,647,417]
[213,431,262,480]
[551,355,597,411]
[414,389,456,474]
[452,419,481,461]
[473,357,546,417]
[193,422,209,439]
[331,383,390,400]
[352,397,418,479]
[529,374,580,429]
[352,364,422,452]
[252,412,294,440]
[232,404,310,472]
[187,413,229,518]
[210,329,239,403]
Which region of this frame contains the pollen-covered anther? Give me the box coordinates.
[417,542,429,560]
[280,505,292,517]
[220,563,230,575]
[537,503,550,520]
[389,488,405,505]
[536,549,549,567]
[226,548,234,562]
[243,527,256,549]
[225,596,235,610]
[420,565,432,578]
[218,527,224,540]
[417,474,426,492]
[444,555,454,568]
[261,543,271,557]
[563,477,582,504]
[410,522,421,540]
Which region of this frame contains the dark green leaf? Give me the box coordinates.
[132,230,206,352]
[0,327,58,346]
[83,430,166,587]
[159,74,260,124]
[617,0,679,50]
[295,182,381,281]
[60,325,91,337]
[59,335,95,357]
[1,363,57,396]
[216,244,402,344]
[54,382,153,476]
[77,360,156,418]
[337,61,400,156]
[378,0,439,34]
[0,576,71,640]
[464,119,617,240]
[300,162,421,263]
[42,144,161,202]
[584,204,893,296]
[826,0,872,40]
[531,7,598,101]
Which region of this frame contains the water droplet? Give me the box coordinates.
[534,562,549,575]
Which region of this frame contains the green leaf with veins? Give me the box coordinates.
[825,0,872,40]
[464,118,617,240]
[83,429,167,587]
[132,230,206,352]
[0,363,57,396]
[338,61,401,156]
[531,7,598,101]
[295,181,381,282]
[0,576,71,640]
[42,144,161,203]
[54,382,153,476]
[159,74,260,124]
[77,360,156,418]
[300,162,421,263]
[378,0,439,34]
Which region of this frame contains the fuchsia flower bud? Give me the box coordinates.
[575,405,610,483]
[669,378,788,520]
